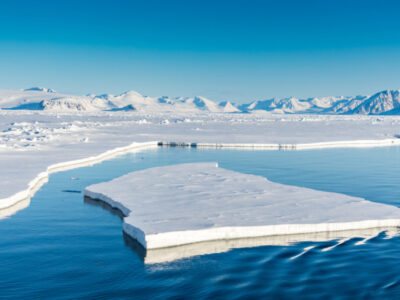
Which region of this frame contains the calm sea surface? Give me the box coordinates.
[1,147,400,299]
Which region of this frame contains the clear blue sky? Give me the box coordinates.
[1,0,400,103]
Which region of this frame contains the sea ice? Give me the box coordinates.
[2,110,400,216]
[84,163,400,250]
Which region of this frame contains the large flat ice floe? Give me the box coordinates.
[84,162,400,252]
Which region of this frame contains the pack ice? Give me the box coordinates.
[84,163,400,250]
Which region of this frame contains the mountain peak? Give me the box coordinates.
[24,87,56,93]
[119,90,144,98]
[4,87,400,115]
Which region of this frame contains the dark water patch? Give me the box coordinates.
[62,189,81,193]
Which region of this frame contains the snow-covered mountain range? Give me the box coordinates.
[1,87,400,115]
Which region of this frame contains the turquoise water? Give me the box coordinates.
[1,147,400,298]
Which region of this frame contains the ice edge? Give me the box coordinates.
[3,137,400,215]
[83,189,400,250]
[0,141,158,213]
[159,138,400,150]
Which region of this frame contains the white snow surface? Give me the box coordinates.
[2,109,400,215]
[0,88,238,113]
[84,162,400,249]
[2,88,400,114]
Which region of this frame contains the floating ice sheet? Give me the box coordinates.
[84,163,400,250]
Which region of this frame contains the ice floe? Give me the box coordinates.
[84,163,400,253]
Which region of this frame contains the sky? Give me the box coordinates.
[1,0,400,103]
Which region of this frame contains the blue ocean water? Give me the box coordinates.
[1,147,400,299]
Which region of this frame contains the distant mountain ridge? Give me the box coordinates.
[1,87,400,115]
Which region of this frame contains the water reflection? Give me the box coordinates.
[84,196,126,219]
[136,227,400,264]
[85,195,400,264]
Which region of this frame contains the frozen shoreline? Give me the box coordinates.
[2,137,400,215]
[2,111,400,216]
[159,138,400,150]
[2,137,400,216]
[0,141,157,215]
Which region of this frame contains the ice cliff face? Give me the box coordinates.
[2,87,400,114]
